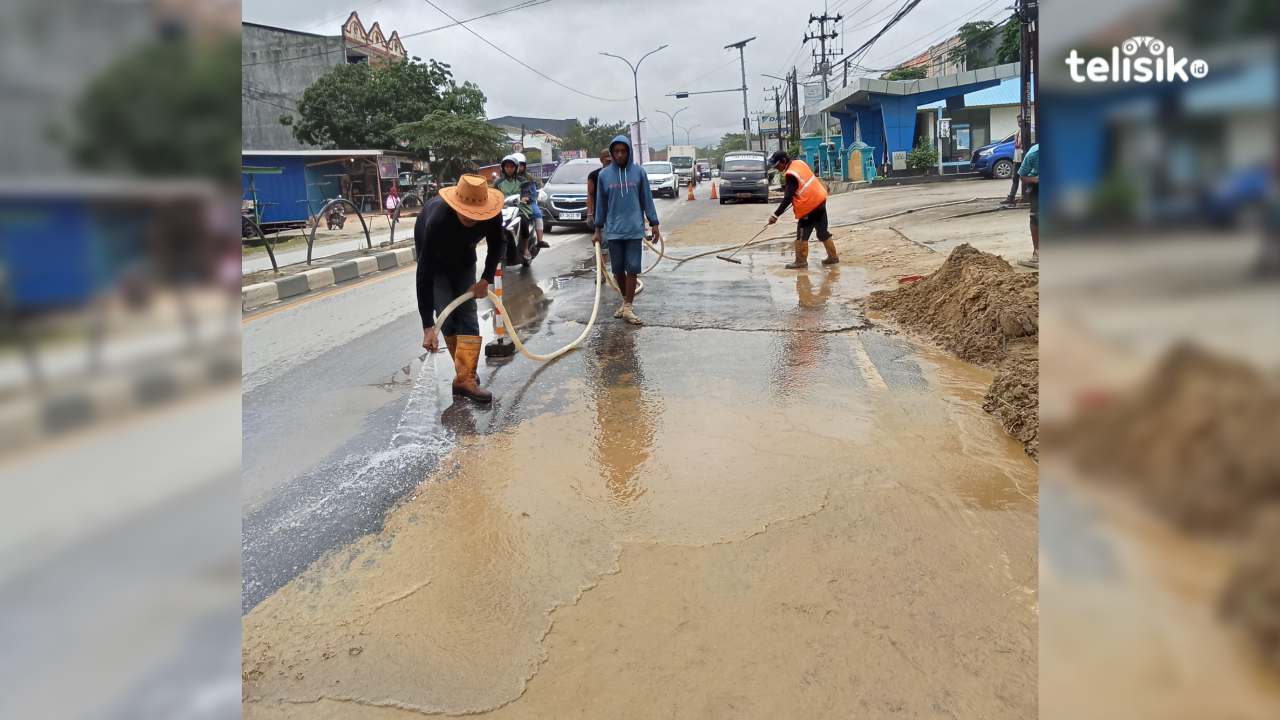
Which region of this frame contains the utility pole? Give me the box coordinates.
[1016,0,1039,151]
[790,68,800,152]
[765,86,784,154]
[724,37,756,151]
[601,45,668,164]
[804,8,841,173]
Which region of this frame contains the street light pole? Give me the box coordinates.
[654,107,688,149]
[601,45,668,163]
[724,37,756,151]
[680,124,700,144]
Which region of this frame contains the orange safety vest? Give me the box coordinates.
[783,160,828,220]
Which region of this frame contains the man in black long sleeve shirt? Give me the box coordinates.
[414,175,505,403]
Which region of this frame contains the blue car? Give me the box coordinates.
[970,133,1019,180]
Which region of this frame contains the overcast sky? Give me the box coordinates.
[244,0,1009,148]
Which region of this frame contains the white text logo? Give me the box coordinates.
[1066,36,1208,83]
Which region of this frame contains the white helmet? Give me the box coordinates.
[501,153,520,166]
[513,152,527,165]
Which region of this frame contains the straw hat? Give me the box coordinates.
[440,174,503,221]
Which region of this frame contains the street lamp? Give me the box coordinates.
[600,45,668,162]
[680,124,701,144]
[654,107,688,148]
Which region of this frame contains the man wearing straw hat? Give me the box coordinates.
[415,174,506,403]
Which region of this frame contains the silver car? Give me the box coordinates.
[538,158,600,232]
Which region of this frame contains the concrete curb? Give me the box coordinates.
[242,247,416,312]
[0,350,241,454]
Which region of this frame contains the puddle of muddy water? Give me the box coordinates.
[244,314,1039,717]
[1040,462,1280,720]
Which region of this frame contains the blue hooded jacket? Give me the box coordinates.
[594,134,659,241]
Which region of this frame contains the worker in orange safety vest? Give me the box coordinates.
[766,150,839,269]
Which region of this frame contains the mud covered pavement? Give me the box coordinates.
[242,184,1038,718]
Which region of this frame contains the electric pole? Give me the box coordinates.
[724,37,756,151]
[804,9,841,172]
[765,85,784,154]
[1016,1,1039,151]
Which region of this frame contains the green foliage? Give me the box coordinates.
[393,111,508,181]
[906,138,939,171]
[291,58,486,150]
[946,21,996,70]
[996,17,1021,64]
[560,117,631,155]
[885,66,927,81]
[64,35,241,185]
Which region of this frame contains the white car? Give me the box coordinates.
[642,161,679,198]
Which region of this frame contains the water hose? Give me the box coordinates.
[433,243,604,363]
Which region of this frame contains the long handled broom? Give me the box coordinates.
[716,225,771,264]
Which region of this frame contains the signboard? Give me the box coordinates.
[378,156,398,179]
[939,118,951,138]
[759,112,789,139]
[803,83,825,105]
[891,150,907,171]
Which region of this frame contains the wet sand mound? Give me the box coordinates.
[1062,345,1280,673]
[1064,344,1280,534]
[868,244,1039,457]
[1222,511,1280,672]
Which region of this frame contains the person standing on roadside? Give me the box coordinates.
[586,148,612,261]
[766,150,839,268]
[594,135,660,325]
[415,175,505,403]
[1017,142,1040,269]
[1003,119,1025,206]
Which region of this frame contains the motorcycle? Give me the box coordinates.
[501,194,540,267]
[325,197,347,230]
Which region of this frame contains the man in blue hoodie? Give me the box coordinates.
[593,134,661,325]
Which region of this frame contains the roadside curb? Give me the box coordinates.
[0,349,240,454]
[242,246,416,312]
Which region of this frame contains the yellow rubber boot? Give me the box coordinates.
[451,335,492,403]
[785,239,809,269]
[821,237,840,265]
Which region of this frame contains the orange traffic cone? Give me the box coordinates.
[686,180,695,201]
[710,181,718,200]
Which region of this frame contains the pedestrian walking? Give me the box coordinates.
[1017,142,1040,269]
[766,151,839,268]
[415,175,506,403]
[594,135,661,325]
[384,182,401,227]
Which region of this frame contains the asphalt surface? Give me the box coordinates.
[241,196,706,610]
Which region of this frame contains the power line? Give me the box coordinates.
[834,0,927,68]
[867,12,1014,75]
[242,0,549,68]
[417,0,630,102]
[868,0,1005,66]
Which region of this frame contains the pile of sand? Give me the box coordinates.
[867,243,1038,367]
[868,244,1039,457]
[1063,344,1280,534]
[1221,510,1280,672]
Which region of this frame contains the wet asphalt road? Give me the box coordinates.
[241,190,925,611]
[241,196,706,610]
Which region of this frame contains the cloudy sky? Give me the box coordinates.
[244,0,1010,148]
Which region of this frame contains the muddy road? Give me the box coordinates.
[242,181,1037,718]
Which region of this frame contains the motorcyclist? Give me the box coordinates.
[515,154,551,250]
[493,154,533,262]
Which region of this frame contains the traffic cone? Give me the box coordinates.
[710,181,718,200]
[686,180,695,201]
[484,263,515,358]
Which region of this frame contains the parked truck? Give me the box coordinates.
[667,145,697,185]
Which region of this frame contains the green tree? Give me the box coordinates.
[61,35,240,185]
[885,66,927,81]
[393,111,509,181]
[561,117,631,154]
[906,138,939,171]
[291,58,485,149]
[717,132,749,156]
[946,21,997,71]
[996,17,1020,64]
